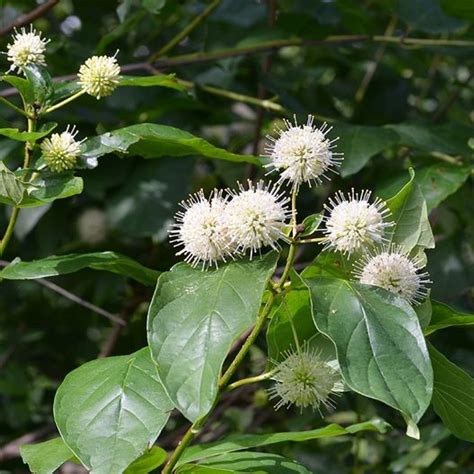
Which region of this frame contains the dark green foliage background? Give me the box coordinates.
[0,0,473,472]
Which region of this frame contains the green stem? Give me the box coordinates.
[226,371,275,391]
[149,0,222,62]
[42,89,85,114]
[0,117,36,256]
[161,291,276,474]
[178,79,285,112]
[219,292,275,389]
[0,207,19,257]
[0,97,32,118]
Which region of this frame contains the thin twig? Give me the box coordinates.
[153,34,474,68]
[0,0,59,37]
[36,278,125,325]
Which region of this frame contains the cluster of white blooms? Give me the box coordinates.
[5,26,121,101]
[170,181,289,268]
[77,54,121,99]
[6,26,49,74]
[354,246,431,304]
[268,346,342,412]
[265,115,342,189]
[40,126,84,172]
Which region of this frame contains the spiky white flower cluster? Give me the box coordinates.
[170,181,289,268]
[322,189,393,255]
[6,26,49,74]
[40,126,84,173]
[78,54,120,99]
[354,246,431,304]
[225,181,290,258]
[268,346,342,412]
[265,115,342,188]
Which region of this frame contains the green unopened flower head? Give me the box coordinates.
[6,25,49,74]
[268,346,342,413]
[78,54,120,99]
[41,126,83,173]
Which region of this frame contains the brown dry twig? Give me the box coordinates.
[0,0,60,38]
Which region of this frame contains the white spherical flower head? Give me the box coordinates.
[170,190,232,268]
[354,247,431,304]
[323,189,393,255]
[268,346,342,413]
[78,54,120,99]
[6,26,49,73]
[224,180,290,258]
[265,115,343,188]
[40,126,84,173]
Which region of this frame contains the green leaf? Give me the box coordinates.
[124,446,167,473]
[387,123,472,157]
[300,213,323,237]
[178,420,390,466]
[441,0,474,22]
[429,344,474,442]
[19,174,83,208]
[424,300,474,335]
[147,253,278,421]
[0,122,57,142]
[398,0,468,33]
[0,162,26,205]
[1,74,34,103]
[301,251,352,280]
[386,169,435,253]
[0,251,159,286]
[302,276,433,424]
[82,123,260,164]
[53,348,174,474]
[23,64,54,106]
[178,451,311,473]
[119,74,185,91]
[381,163,472,212]
[51,80,82,103]
[334,124,399,177]
[142,0,166,14]
[20,437,74,474]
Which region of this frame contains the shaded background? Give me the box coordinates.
[0,0,473,472]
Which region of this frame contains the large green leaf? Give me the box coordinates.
[20,437,74,474]
[302,276,433,425]
[1,74,34,103]
[380,163,472,212]
[177,451,312,473]
[335,124,399,177]
[386,169,434,253]
[178,419,390,466]
[425,301,474,335]
[147,253,278,421]
[398,0,467,33]
[0,251,159,286]
[53,348,174,474]
[429,344,474,442]
[82,123,260,164]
